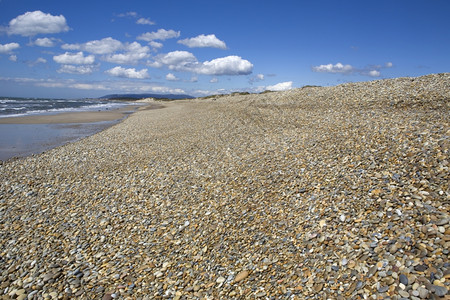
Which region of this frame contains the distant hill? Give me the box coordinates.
[99,93,194,100]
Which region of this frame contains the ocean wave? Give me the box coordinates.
[0,100,134,118]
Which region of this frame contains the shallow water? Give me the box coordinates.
[0,121,116,161]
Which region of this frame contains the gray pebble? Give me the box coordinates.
[399,273,408,285]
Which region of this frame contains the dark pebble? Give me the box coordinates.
[414,264,428,272]
[399,273,408,285]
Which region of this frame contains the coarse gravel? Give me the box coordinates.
[0,73,449,299]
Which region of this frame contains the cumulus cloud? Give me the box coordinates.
[149,41,163,50]
[178,34,227,49]
[210,77,218,83]
[105,66,149,79]
[7,11,69,37]
[62,37,123,54]
[103,42,150,64]
[312,62,354,74]
[53,52,95,64]
[62,39,150,65]
[0,42,20,54]
[137,18,155,25]
[266,81,293,91]
[149,50,197,69]
[9,55,17,62]
[149,51,253,76]
[312,62,393,77]
[84,37,123,54]
[249,73,264,84]
[165,73,179,81]
[162,51,197,66]
[197,56,253,75]
[137,29,180,41]
[368,70,380,77]
[34,37,55,47]
[57,64,97,74]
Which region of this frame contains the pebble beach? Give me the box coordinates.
[0,73,449,299]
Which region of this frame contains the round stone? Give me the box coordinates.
[399,274,408,285]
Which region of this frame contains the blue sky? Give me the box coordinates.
[0,0,449,98]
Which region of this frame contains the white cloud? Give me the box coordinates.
[84,37,123,54]
[368,70,380,77]
[105,66,149,79]
[149,50,197,69]
[137,18,155,25]
[149,41,163,50]
[69,83,108,90]
[140,86,186,94]
[266,81,293,91]
[58,64,96,74]
[61,43,81,51]
[137,29,180,41]
[163,51,197,67]
[53,52,95,64]
[35,81,66,88]
[62,37,123,54]
[0,42,20,54]
[9,55,17,62]
[7,11,69,37]
[249,73,265,84]
[36,57,47,64]
[312,62,354,74]
[178,34,226,49]
[117,12,138,18]
[165,73,179,81]
[149,52,253,76]
[196,56,253,75]
[312,61,394,77]
[210,77,218,83]
[103,42,150,64]
[28,57,47,66]
[0,76,188,94]
[34,37,55,47]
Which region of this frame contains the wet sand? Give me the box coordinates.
[0,122,118,161]
[0,103,163,161]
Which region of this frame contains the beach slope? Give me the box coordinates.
[0,73,449,299]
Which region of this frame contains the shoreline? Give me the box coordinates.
[0,74,448,298]
[0,103,161,124]
[0,102,164,161]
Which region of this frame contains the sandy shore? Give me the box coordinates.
[0,73,449,299]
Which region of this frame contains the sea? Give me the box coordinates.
[0,97,134,161]
[0,97,130,118]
